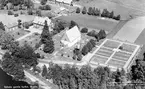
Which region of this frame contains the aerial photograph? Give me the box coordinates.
[1,0,145,89]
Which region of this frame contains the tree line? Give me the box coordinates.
[76,7,121,20]
[39,63,136,89]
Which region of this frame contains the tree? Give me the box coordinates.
[43,40,54,53]
[88,7,93,15]
[81,27,88,33]
[94,8,100,16]
[18,19,22,28]
[69,20,78,29]
[81,45,89,55]
[89,39,96,47]
[82,7,87,14]
[36,10,41,16]
[42,65,47,77]
[76,7,80,13]
[97,29,106,40]
[86,41,93,52]
[27,9,33,15]
[8,10,13,15]
[41,20,51,43]
[47,12,55,19]
[101,9,110,18]
[41,0,47,5]
[2,55,25,80]
[45,5,51,10]
[109,11,114,18]
[0,22,5,31]
[87,30,98,37]
[92,7,96,16]
[116,15,121,20]
[24,0,34,9]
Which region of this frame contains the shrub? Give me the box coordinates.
[76,7,80,13]
[81,27,88,33]
[8,11,13,15]
[14,13,19,17]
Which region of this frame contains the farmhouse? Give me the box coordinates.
[61,26,81,47]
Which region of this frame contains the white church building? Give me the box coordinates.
[61,26,81,47]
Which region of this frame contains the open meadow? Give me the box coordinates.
[57,14,118,32]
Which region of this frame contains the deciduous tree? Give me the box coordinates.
[42,65,47,77]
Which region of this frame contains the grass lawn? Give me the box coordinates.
[57,14,118,32]
[76,0,145,20]
[8,29,30,40]
[19,32,41,47]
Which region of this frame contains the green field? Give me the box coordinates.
[57,14,118,32]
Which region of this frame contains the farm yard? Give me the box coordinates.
[89,39,140,70]
[57,14,119,32]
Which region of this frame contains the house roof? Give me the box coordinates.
[62,26,81,42]
[33,16,51,26]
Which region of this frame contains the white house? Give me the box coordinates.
[61,26,81,47]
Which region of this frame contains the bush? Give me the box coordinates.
[76,7,80,13]
[8,11,13,15]
[14,13,19,17]
[81,27,88,33]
